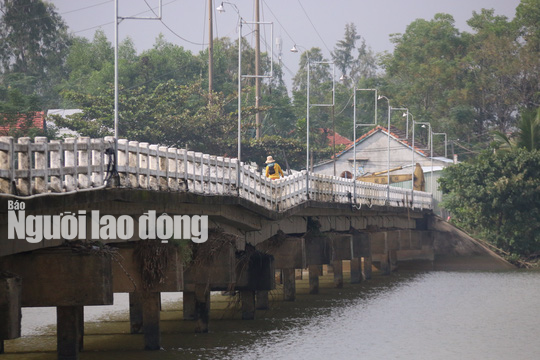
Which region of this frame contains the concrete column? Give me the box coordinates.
[240,290,255,320]
[363,256,373,280]
[129,292,143,334]
[282,269,296,301]
[308,265,320,294]
[256,290,269,310]
[380,252,391,275]
[0,274,21,346]
[57,306,82,360]
[77,307,84,352]
[333,260,343,288]
[389,249,398,272]
[142,292,161,350]
[183,291,196,320]
[350,258,362,283]
[194,286,210,333]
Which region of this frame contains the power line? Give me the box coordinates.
[295,0,331,54]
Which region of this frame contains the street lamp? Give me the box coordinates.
[377,95,391,204]
[353,88,378,202]
[414,121,433,194]
[291,45,335,198]
[432,132,448,158]
[114,0,162,170]
[218,2,273,190]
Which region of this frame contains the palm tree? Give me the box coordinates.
[493,107,540,151]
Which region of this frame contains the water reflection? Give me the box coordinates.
[6,271,540,360]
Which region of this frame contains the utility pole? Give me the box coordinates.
[255,0,261,138]
[208,0,214,98]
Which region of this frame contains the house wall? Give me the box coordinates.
[315,131,447,178]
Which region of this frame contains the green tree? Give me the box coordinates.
[0,0,71,107]
[381,13,467,135]
[439,148,540,257]
[332,23,376,85]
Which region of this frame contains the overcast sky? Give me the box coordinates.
[49,0,521,82]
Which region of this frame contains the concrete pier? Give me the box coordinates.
[129,292,143,334]
[308,265,320,294]
[141,292,161,350]
[333,260,343,288]
[256,290,270,310]
[240,290,256,320]
[350,258,362,283]
[57,306,83,360]
[0,274,21,354]
[282,268,296,301]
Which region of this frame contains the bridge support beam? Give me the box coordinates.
[282,268,296,301]
[333,260,343,288]
[142,292,161,350]
[129,292,143,334]
[350,258,362,283]
[256,290,269,310]
[240,290,256,320]
[183,286,210,333]
[0,249,112,359]
[0,274,21,354]
[57,306,83,360]
[308,265,320,294]
[364,256,373,280]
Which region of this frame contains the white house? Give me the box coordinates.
[314,125,451,177]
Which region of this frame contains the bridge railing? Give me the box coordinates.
[0,136,432,211]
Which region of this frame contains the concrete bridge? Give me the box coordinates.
[0,136,512,359]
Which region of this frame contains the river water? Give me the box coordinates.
[6,270,540,360]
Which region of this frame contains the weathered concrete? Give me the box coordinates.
[0,249,113,307]
[129,292,143,334]
[429,216,514,270]
[282,268,296,301]
[57,306,82,360]
[333,260,343,288]
[112,246,183,293]
[240,290,256,320]
[141,292,161,350]
[256,236,305,270]
[184,241,236,292]
[308,265,320,294]
[256,290,269,310]
[350,258,362,283]
[0,273,21,348]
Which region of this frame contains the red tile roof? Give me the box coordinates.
[0,111,45,136]
[319,128,353,147]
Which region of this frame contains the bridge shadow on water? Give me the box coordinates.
[3,270,420,360]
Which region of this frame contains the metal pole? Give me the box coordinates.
[208,0,213,95]
[114,0,119,169]
[353,87,357,202]
[306,60,310,198]
[237,20,242,190]
[255,0,261,139]
[387,103,390,204]
[430,129,433,195]
[411,118,415,205]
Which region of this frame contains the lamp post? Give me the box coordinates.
[414,121,433,194]
[432,132,448,158]
[377,95,391,204]
[291,45,335,198]
[353,88,378,202]
[218,2,273,190]
[114,0,162,169]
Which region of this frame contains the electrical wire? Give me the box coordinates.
[295,0,331,54]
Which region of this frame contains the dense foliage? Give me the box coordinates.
[1,0,539,169]
[439,149,540,257]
